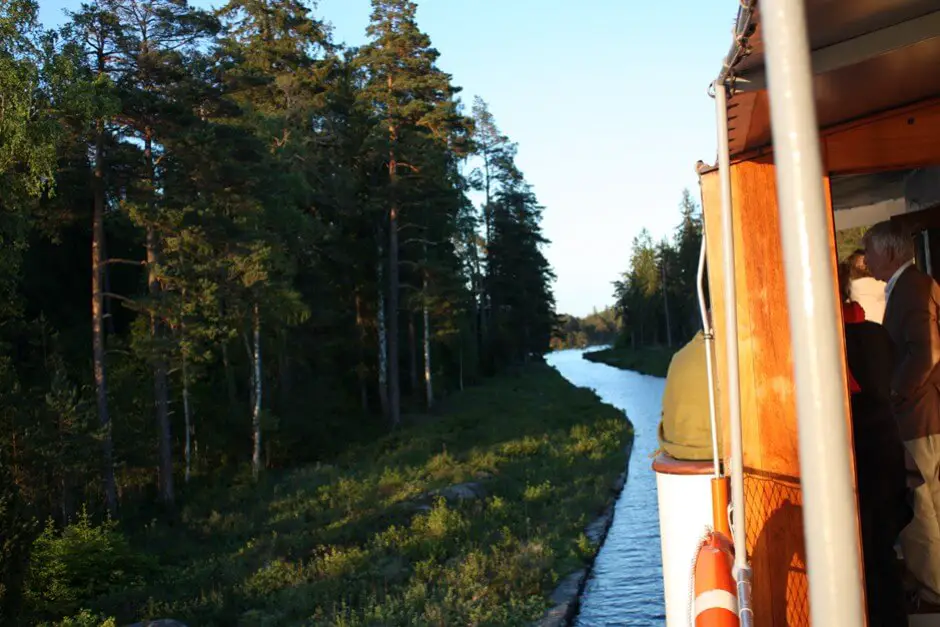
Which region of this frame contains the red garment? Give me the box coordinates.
[843,301,865,394]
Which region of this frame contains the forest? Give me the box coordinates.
[612,189,705,350]
[0,0,558,622]
[551,307,619,350]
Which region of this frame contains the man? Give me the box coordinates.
[863,220,940,605]
[658,328,722,461]
[846,249,887,324]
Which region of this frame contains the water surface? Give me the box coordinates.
[546,348,667,626]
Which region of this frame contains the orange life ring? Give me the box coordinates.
[693,531,739,626]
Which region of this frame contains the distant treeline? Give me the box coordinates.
[552,307,620,349]
[552,307,620,350]
[612,189,705,349]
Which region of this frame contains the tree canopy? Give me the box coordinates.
[0,0,557,621]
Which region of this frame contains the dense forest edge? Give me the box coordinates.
[582,346,676,379]
[551,307,620,350]
[587,205,868,379]
[567,189,704,378]
[0,0,573,623]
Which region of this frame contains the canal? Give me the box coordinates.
[546,348,667,626]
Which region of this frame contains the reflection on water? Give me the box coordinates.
[547,348,667,626]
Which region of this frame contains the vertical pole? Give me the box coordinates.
[714,81,753,624]
[760,1,866,625]
[696,228,721,479]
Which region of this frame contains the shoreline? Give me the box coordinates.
[582,346,676,378]
[535,433,635,627]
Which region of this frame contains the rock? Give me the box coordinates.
[535,602,573,627]
[126,621,187,627]
[550,569,586,606]
[533,570,588,627]
[435,481,486,501]
[585,507,614,545]
[611,471,626,494]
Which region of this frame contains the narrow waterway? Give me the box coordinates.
[546,348,667,626]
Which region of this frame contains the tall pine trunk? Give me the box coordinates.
[388,201,401,427]
[182,339,192,484]
[144,129,174,507]
[92,116,118,516]
[355,291,369,411]
[251,303,262,480]
[423,281,433,408]
[458,339,464,391]
[408,314,419,394]
[386,106,401,426]
[377,251,389,418]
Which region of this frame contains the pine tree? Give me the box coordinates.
[359,0,462,426]
[105,0,219,506]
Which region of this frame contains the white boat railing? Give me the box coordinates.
[713,80,753,626]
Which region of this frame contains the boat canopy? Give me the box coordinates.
[718,0,940,158]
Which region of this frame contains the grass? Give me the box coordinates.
[90,362,632,627]
[582,346,676,378]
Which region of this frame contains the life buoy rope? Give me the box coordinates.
[688,529,739,626]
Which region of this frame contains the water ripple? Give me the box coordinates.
[547,349,667,627]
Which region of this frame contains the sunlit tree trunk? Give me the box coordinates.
[423,278,433,408]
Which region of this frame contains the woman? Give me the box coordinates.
[839,260,911,626]
[846,248,886,324]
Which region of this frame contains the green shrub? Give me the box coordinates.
[24,508,151,620]
[45,609,117,627]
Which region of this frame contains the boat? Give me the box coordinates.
[652,1,940,625]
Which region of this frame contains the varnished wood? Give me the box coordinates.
[825,99,940,174]
[730,96,940,174]
[651,454,714,476]
[699,159,864,626]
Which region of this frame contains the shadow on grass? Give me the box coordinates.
[95,364,633,627]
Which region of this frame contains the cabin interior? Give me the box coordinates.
[695,2,940,625]
[698,101,940,627]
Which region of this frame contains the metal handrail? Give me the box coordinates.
[713,81,753,626]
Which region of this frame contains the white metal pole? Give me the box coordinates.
[760,1,866,625]
[696,229,721,479]
[714,82,752,625]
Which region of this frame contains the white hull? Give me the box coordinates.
[655,468,714,627]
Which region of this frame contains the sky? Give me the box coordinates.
[38,0,738,317]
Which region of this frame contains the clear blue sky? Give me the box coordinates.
[39,0,737,317]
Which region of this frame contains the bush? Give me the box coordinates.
[0,479,38,624]
[24,507,151,620]
[45,609,117,627]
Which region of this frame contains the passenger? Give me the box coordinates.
[839,260,911,627]
[658,327,722,462]
[845,249,886,323]
[862,220,940,606]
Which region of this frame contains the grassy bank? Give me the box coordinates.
[583,346,676,378]
[73,363,631,626]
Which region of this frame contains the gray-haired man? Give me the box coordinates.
[863,220,940,605]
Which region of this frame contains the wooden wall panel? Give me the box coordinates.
[825,99,940,174]
[699,161,809,626]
